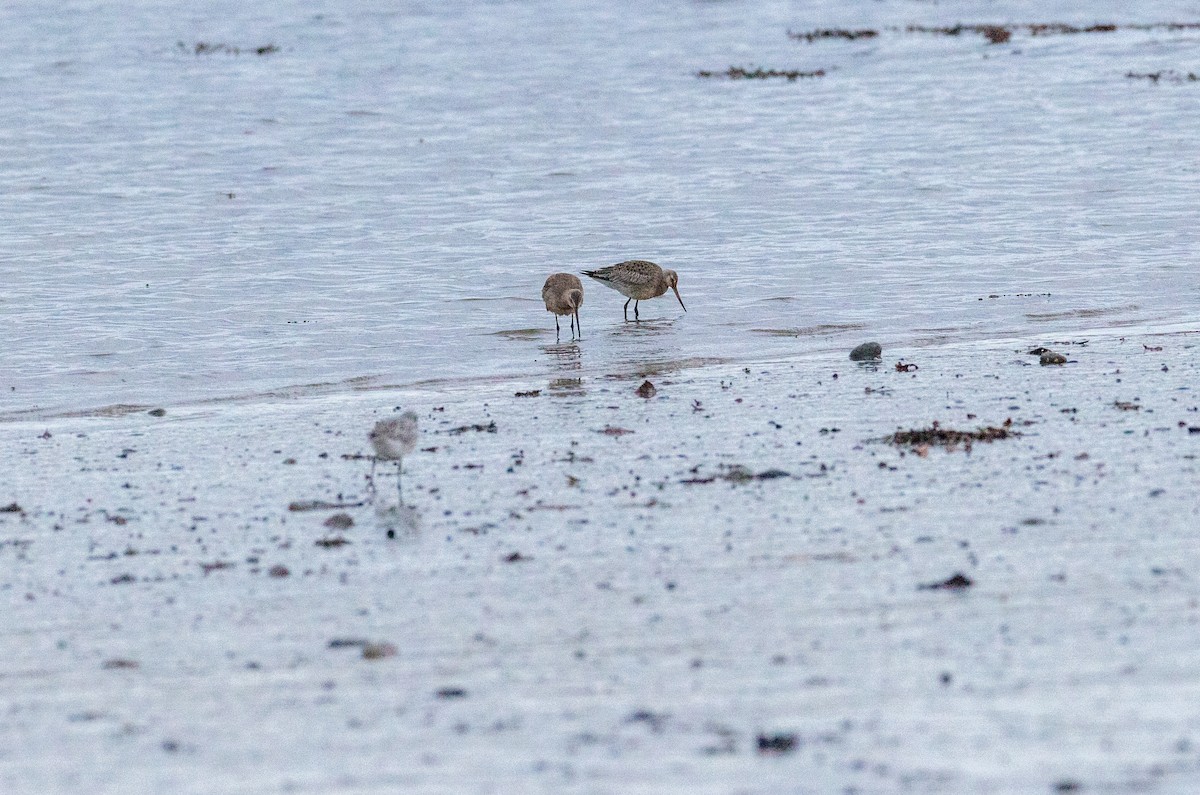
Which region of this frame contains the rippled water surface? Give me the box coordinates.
[4,0,1199,413]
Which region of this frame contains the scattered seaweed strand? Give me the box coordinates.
[696,67,827,81]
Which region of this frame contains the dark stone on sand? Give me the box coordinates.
[757,733,799,754]
[447,421,497,435]
[885,423,1015,448]
[147,408,166,417]
[328,638,369,649]
[635,380,657,398]
[314,536,350,548]
[920,572,974,590]
[849,342,883,361]
[362,641,397,660]
[1040,351,1068,366]
[324,513,354,529]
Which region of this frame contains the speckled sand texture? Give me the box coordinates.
[2,332,1199,793]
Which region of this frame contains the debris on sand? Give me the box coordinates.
[514,389,541,397]
[361,641,397,660]
[314,536,350,548]
[102,658,139,670]
[978,25,1012,43]
[681,466,791,484]
[147,408,166,417]
[920,572,974,590]
[895,361,918,372]
[884,421,1017,451]
[288,499,363,512]
[323,513,354,529]
[625,710,669,732]
[180,41,279,56]
[757,733,799,754]
[790,21,1200,47]
[436,687,467,699]
[0,503,22,513]
[1040,351,1068,366]
[905,22,1120,41]
[635,380,657,398]
[1126,70,1198,83]
[787,28,878,42]
[328,638,370,649]
[598,426,635,436]
[697,67,826,81]
[849,341,883,361]
[446,421,497,435]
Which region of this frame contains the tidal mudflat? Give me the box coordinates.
[3,329,1198,793]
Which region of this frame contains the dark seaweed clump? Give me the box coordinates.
[906,23,1117,40]
[697,67,826,81]
[787,21,1200,45]
[884,422,1017,450]
[179,41,279,56]
[786,28,878,42]
[1127,70,1198,83]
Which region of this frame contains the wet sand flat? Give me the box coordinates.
[2,330,1199,793]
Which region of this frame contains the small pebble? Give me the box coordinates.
[920,572,974,590]
[757,733,798,754]
[324,513,354,529]
[362,642,398,660]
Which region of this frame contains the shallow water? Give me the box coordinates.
[3,0,1199,414]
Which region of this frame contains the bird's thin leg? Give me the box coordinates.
[555,315,560,341]
[634,301,640,322]
[623,298,631,321]
[575,310,581,340]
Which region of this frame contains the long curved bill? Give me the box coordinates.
[672,285,686,312]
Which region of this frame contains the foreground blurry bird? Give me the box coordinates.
[368,411,419,501]
[581,260,686,322]
[541,273,584,341]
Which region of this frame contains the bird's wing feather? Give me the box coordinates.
[583,262,657,288]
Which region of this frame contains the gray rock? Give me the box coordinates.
[849,342,883,361]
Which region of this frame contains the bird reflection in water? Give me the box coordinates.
[378,503,421,541]
[547,377,585,397]
[540,340,585,395]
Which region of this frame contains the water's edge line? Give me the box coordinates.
[3,318,1196,426]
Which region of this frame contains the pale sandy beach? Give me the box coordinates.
[3,329,1199,793]
[4,1,1200,791]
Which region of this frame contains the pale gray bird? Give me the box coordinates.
[369,411,419,501]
